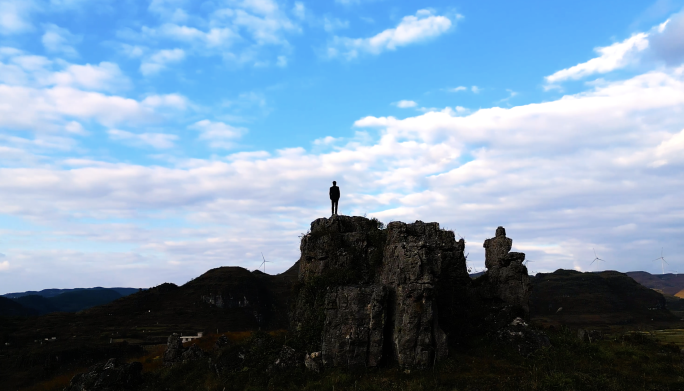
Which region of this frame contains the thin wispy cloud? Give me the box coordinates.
[394,100,417,108]
[190,119,246,149]
[545,33,649,84]
[327,9,454,59]
[41,23,81,57]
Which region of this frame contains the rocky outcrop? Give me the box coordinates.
[64,358,142,391]
[468,227,532,332]
[269,345,300,372]
[292,216,532,370]
[163,333,185,366]
[304,351,323,372]
[496,317,550,357]
[298,216,385,282]
[163,334,206,366]
[482,227,531,314]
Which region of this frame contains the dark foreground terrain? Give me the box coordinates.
[10,327,684,391]
[2,216,684,391]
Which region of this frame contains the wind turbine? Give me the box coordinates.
[652,248,668,275]
[259,252,271,273]
[590,248,605,271]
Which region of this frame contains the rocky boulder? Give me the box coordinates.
[496,317,550,356]
[64,358,142,391]
[163,333,184,366]
[163,333,207,366]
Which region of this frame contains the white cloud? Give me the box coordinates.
[327,9,453,59]
[395,100,417,108]
[276,55,287,67]
[140,48,185,75]
[544,14,684,88]
[546,33,649,84]
[41,23,82,57]
[0,84,179,132]
[49,62,129,92]
[141,93,188,110]
[471,85,481,93]
[108,129,178,149]
[448,86,467,92]
[0,260,8,271]
[117,0,300,68]
[190,119,246,149]
[64,121,86,134]
[0,50,130,92]
[0,0,35,35]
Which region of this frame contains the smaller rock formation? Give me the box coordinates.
[64,358,142,391]
[496,317,550,356]
[483,226,513,270]
[304,351,323,373]
[269,345,300,372]
[214,335,230,350]
[163,333,185,366]
[577,329,602,343]
[182,344,207,361]
[163,333,206,366]
[470,227,531,331]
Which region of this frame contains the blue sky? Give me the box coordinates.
[1,0,684,293]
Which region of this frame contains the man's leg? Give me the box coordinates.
[334,200,338,215]
[331,200,335,216]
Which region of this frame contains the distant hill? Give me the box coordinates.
[625,272,684,296]
[2,287,139,299]
[0,296,37,317]
[2,288,138,316]
[13,295,60,315]
[530,269,678,326]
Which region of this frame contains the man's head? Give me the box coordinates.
[333,181,336,185]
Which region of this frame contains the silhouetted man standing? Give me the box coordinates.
[330,181,340,216]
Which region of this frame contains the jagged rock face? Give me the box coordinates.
[64,358,142,391]
[391,283,448,368]
[298,216,384,282]
[380,221,467,368]
[292,216,530,369]
[321,285,387,367]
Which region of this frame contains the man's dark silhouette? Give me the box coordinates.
[329,181,340,216]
